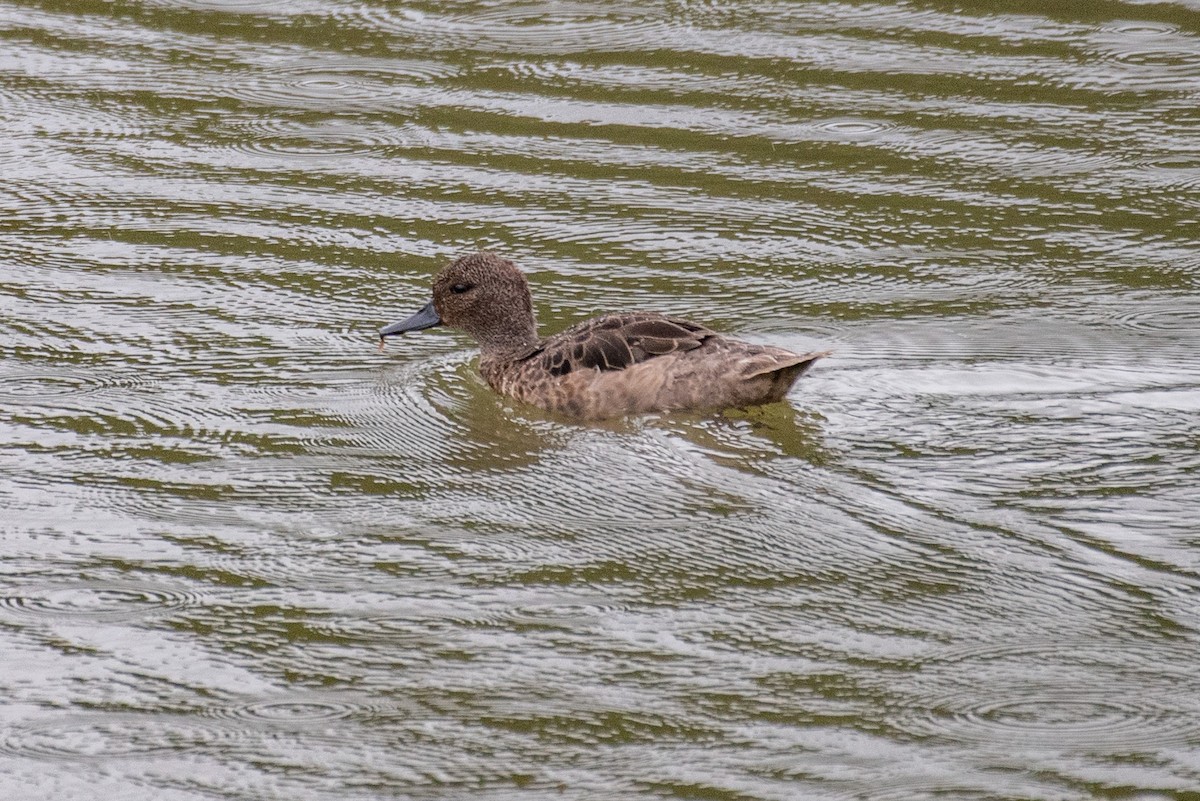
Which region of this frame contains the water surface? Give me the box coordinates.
[2,0,1199,799]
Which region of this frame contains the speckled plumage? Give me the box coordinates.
[380,252,828,420]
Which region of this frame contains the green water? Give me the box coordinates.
[2,1,1199,799]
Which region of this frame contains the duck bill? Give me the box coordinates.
[380,301,441,338]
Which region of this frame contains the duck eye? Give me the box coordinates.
[450,283,472,295]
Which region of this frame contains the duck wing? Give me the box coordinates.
[529,312,715,376]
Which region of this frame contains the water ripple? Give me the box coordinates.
[1107,298,1200,334]
[899,691,1198,751]
[227,58,455,111]
[0,715,230,761]
[358,4,674,53]
[809,117,900,141]
[0,583,202,624]
[216,116,431,159]
[0,369,119,403]
[889,634,1200,752]
[1087,21,1200,71]
[203,693,411,725]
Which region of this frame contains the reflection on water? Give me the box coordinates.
[2,0,1199,798]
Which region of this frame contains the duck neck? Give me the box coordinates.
[474,315,540,362]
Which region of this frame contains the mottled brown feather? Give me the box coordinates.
[526,312,712,376]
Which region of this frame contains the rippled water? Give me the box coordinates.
[3,0,1200,798]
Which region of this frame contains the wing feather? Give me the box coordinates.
[528,312,714,375]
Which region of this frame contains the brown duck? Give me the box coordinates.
[380,252,828,420]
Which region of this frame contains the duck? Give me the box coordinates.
[379,252,828,420]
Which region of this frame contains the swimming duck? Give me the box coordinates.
[380,252,827,420]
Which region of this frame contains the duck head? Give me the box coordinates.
[380,252,539,354]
